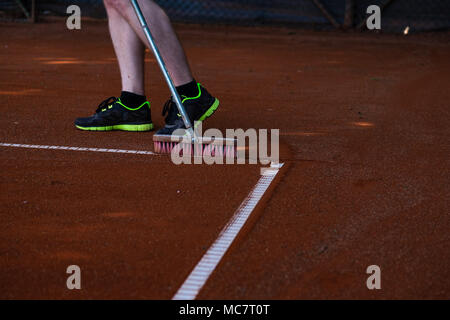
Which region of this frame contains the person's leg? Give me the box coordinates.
[75,0,218,133]
[109,0,218,135]
[105,0,193,87]
[74,0,153,132]
[104,1,145,95]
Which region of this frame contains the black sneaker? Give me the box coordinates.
[156,83,219,135]
[74,97,153,131]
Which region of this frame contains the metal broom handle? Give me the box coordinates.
[130,0,194,132]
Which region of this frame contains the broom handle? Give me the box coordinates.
[130,0,193,132]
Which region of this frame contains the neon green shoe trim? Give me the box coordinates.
[181,83,202,103]
[112,123,153,131]
[198,98,220,122]
[76,123,153,132]
[192,98,220,129]
[76,125,114,131]
[115,99,151,111]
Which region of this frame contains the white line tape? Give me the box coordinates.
[172,162,284,300]
[0,142,157,155]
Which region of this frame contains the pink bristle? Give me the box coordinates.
[194,144,199,157]
[183,143,190,156]
[216,145,221,157]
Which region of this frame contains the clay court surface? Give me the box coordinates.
[0,20,449,299]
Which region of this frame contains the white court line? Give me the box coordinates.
[172,162,284,300]
[0,142,157,155]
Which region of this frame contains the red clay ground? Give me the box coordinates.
[0,20,449,299]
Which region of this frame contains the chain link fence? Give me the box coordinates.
[0,0,36,22]
[1,0,449,33]
[353,0,450,32]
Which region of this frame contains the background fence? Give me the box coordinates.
[1,0,450,33]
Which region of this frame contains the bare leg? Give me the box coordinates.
[76,0,215,133]
[105,2,145,95]
[103,0,193,90]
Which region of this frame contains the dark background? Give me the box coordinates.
[1,0,450,33]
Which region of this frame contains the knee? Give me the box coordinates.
[103,0,130,12]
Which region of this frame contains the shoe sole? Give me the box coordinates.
[75,123,154,132]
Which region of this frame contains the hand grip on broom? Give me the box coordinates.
[130,0,195,139]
